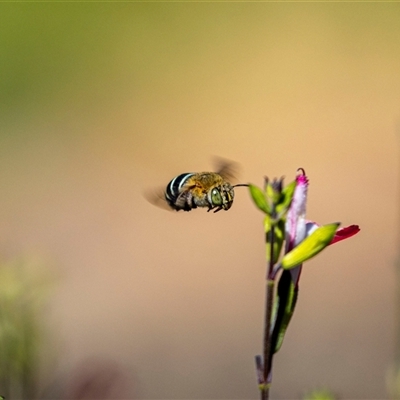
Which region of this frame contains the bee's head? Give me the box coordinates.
[207,183,235,212]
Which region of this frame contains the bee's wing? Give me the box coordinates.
[144,187,172,211]
[213,156,240,182]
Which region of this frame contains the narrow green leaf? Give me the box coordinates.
[270,270,298,355]
[281,223,340,269]
[265,182,280,205]
[249,184,270,214]
[264,216,273,263]
[264,217,285,264]
[276,180,296,215]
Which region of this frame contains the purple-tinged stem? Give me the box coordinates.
[260,219,276,400]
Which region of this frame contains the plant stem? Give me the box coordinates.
[260,222,276,400]
[261,278,275,400]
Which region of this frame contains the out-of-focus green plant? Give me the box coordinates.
[386,363,400,399]
[303,388,337,400]
[0,256,54,400]
[249,170,360,400]
[387,245,400,400]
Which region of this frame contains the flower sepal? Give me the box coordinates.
[264,216,285,265]
[275,180,296,217]
[281,222,340,270]
[249,184,270,214]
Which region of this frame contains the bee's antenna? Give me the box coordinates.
[232,183,249,188]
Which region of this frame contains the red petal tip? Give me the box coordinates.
[330,224,360,245]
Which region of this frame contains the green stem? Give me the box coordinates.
[261,278,275,400]
[260,221,276,400]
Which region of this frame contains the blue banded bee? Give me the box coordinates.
[160,160,248,213]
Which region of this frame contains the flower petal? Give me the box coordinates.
[285,171,309,251]
[330,224,360,244]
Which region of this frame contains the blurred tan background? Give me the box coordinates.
[0,2,399,399]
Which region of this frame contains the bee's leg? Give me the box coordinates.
[186,192,197,208]
[207,205,221,213]
[175,191,192,211]
[207,203,216,212]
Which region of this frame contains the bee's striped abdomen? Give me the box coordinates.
[165,173,195,210]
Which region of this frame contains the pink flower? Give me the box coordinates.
[283,170,360,286]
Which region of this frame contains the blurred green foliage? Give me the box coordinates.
[0,256,53,400]
[0,4,132,130]
[386,363,400,399]
[303,388,336,400]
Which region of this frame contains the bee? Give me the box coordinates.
[156,160,248,213]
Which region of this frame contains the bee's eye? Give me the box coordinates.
[210,188,222,205]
